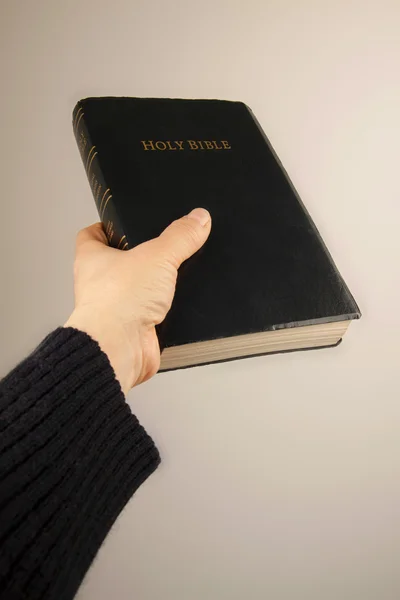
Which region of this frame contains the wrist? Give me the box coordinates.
[64,307,141,394]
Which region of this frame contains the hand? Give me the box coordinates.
[65,208,211,393]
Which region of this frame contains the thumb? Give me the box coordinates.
[76,222,108,250]
[157,208,212,267]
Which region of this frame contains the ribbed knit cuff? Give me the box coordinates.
[0,327,160,600]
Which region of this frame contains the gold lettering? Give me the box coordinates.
[78,132,87,155]
[95,182,102,205]
[105,220,115,244]
[140,139,230,151]
[141,140,156,150]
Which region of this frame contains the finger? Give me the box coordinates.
[76,223,108,250]
[156,208,212,268]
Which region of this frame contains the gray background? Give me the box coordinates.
[1,1,399,599]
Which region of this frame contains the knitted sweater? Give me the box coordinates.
[0,327,160,600]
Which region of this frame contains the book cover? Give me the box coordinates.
[72,97,360,361]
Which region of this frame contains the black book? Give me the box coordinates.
[73,97,360,370]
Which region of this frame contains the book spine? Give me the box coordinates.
[72,102,129,250]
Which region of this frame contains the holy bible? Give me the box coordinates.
[72,97,360,370]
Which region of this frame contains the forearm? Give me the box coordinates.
[0,328,160,600]
[65,307,141,395]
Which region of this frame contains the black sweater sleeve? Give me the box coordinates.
[0,327,160,600]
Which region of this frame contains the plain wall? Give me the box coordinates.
[1,1,399,599]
